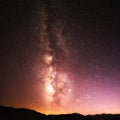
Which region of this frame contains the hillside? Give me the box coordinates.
[0,106,120,120]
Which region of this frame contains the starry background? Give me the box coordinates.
[0,0,120,115]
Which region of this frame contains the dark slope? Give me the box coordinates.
[88,114,120,120]
[0,106,120,120]
[0,106,92,120]
[0,106,46,120]
[48,113,92,120]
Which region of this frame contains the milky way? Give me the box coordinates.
[0,0,120,115]
[37,2,72,109]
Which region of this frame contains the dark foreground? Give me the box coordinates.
[0,106,120,120]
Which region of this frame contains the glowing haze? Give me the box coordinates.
[0,0,120,115]
[39,8,72,112]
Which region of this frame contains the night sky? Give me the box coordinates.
[0,0,120,115]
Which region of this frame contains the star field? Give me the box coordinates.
[0,0,120,115]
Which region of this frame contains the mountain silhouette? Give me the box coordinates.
[0,106,46,120]
[0,106,120,120]
[88,114,120,120]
